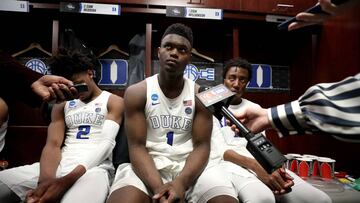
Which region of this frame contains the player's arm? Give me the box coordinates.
[175,96,213,189]
[26,102,70,202]
[224,149,293,194]
[125,82,164,193]
[0,50,43,107]
[38,102,66,183]
[78,94,124,170]
[153,95,213,202]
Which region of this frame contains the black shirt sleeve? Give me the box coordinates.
[0,50,43,107]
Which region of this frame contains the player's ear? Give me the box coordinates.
[87,69,94,78]
[157,47,161,59]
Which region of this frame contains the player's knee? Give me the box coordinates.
[107,186,151,203]
[254,193,275,203]
[241,192,275,203]
[207,195,238,203]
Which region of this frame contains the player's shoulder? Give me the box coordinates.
[0,98,8,122]
[124,80,146,98]
[106,93,125,115]
[123,81,147,110]
[108,93,124,103]
[0,98,8,113]
[243,98,261,107]
[107,93,124,107]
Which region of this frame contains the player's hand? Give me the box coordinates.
[153,180,185,203]
[255,165,294,195]
[288,0,337,31]
[31,75,77,103]
[272,167,294,194]
[26,179,53,203]
[26,178,70,203]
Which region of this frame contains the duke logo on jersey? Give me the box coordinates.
[149,115,192,130]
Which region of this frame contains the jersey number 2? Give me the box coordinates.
[76,125,91,139]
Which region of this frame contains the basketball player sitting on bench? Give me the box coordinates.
[0,48,124,203]
[213,58,331,203]
[107,23,238,203]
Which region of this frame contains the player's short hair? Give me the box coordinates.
[49,48,100,82]
[162,23,193,47]
[223,58,252,81]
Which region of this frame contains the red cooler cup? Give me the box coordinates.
[318,157,336,179]
[286,153,302,173]
[303,154,319,177]
[296,157,313,178]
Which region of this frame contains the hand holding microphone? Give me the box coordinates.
[196,84,286,173]
[226,104,271,134]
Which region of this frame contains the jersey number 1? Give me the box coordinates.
[166,131,174,146]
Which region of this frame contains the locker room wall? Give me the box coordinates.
[251,3,360,177]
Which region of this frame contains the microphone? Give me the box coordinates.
[197,84,286,173]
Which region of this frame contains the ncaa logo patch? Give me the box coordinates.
[185,107,192,114]
[95,107,101,113]
[151,93,160,105]
[69,100,76,108]
[25,58,47,74]
[151,94,158,101]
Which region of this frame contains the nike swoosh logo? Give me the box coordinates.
[152,102,160,106]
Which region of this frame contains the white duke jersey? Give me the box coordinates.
[145,74,195,175]
[60,91,113,173]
